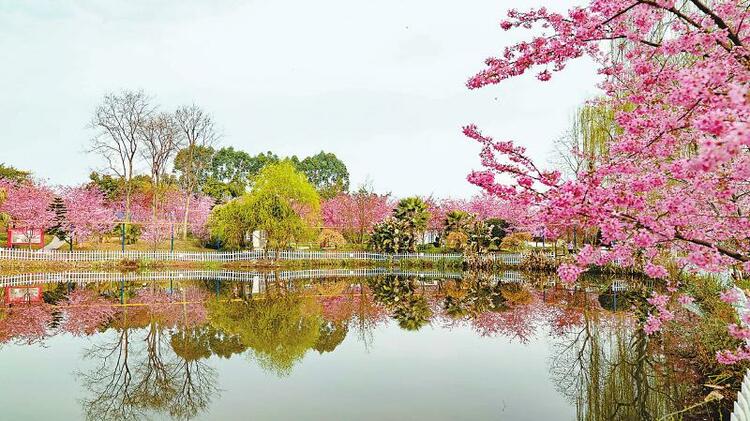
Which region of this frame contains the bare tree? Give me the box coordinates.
[90,90,154,221]
[174,105,219,239]
[140,112,183,219]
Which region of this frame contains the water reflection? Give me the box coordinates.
[0,270,705,420]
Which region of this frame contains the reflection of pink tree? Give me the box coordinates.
[471,304,539,344]
[130,286,208,329]
[319,295,353,323]
[58,289,118,336]
[459,290,549,344]
[0,304,53,344]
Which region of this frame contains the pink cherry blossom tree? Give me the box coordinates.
[322,191,392,244]
[60,185,117,244]
[464,2,750,360]
[0,304,53,344]
[0,180,55,245]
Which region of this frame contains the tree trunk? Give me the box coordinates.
[182,193,191,240]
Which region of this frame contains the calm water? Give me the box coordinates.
[0,270,698,420]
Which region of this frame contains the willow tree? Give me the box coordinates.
[553,103,617,178]
[246,161,320,249]
[208,161,320,250]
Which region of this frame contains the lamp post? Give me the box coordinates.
[115,211,126,253]
[169,212,175,253]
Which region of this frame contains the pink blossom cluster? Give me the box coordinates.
[643,293,675,336]
[58,289,118,336]
[114,188,215,242]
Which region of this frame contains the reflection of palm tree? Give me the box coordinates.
[368,275,433,331]
[393,295,432,331]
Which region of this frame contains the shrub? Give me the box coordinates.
[318,229,346,249]
[500,232,532,252]
[446,231,468,251]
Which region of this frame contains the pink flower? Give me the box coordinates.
[720,289,742,304]
[557,264,584,285]
[644,263,669,279]
[728,324,750,340]
[647,293,669,308]
[677,295,694,305]
[717,350,739,365]
[644,314,662,335]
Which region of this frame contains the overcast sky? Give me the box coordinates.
[0,0,599,198]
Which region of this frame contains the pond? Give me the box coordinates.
[0,269,705,420]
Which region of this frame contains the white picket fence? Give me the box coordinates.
[733,370,750,421]
[0,247,549,265]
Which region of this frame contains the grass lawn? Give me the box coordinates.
[74,237,212,252]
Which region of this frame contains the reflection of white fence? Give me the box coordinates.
[0,248,550,265]
[0,269,537,288]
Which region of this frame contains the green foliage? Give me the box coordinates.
[0,187,7,225]
[295,151,350,199]
[318,229,346,249]
[245,161,320,249]
[174,146,348,202]
[313,321,348,354]
[485,218,509,247]
[370,197,432,253]
[443,210,472,235]
[88,172,153,202]
[445,231,468,251]
[207,199,249,249]
[370,218,410,253]
[368,276,432,331]
[47,196,72,247]
[394,197,430,232]
[208,161,320,249]
[174,145,215,193]
[207,294,322,376]
[465,219,494,255]
[0,163,30,182]
[202,149,281,202]
[500,232,531,252]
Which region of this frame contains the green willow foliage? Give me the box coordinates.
[578,104,615,168]
[208,161,320,249]
[207,294,322,376]
[555,103,618,178]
